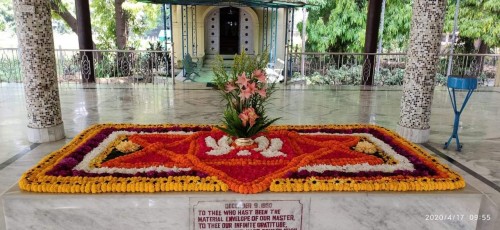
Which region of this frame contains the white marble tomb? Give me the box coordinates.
[3,184,484,230]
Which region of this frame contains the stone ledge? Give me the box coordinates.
[2,184,483,230]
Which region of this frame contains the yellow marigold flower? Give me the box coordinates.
[116,140,141,153]
[354,141,377,154]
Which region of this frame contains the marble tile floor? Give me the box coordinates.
[0,83,499,229]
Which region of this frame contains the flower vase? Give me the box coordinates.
[234,138,254,147]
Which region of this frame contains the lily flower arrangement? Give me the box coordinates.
[213,52,280,138]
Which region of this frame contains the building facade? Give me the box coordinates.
[157,2,304,67]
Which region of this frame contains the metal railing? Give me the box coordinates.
[288,52,499,86]
[0,48,22,83]
[0,48,498,86]
[0,48,173,85]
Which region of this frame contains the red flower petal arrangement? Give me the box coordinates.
[19,124,465,194]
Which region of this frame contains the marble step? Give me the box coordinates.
[2,184,485,230]
[203,59,234,68]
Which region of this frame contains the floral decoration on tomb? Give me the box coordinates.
[19,124,465,194]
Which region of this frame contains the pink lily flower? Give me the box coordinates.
[253,69,267,83]
[256,88,267,98]
[225,82,237,93]
[236,73,249,88]
[239,87,253,100]
[247,82,257,93]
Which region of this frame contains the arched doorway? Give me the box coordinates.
[220,7,239,54]
[205,7,255,55]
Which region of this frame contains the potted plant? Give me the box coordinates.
[212,52,280,146]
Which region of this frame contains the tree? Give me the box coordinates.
[49,0,160,50]
[442,0,500,78]
[303,0,367,52]
[303,0,500,53]
[444,0,500,53]
[0,0,77,34]
[50,0,77,34]
[381,0,412,52]
[0,0,14,31]
[115,0,128,50]
[302,0,413,53]
[91,0,160,49]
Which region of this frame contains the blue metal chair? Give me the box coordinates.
[444,76,477,151]
[182,54,200,82]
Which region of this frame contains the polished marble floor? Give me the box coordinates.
[0,83,499,229]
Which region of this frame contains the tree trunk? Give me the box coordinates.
[474,39,488,77]
[362,0,383,86]
[50,0,97,49]
[114,0,128,50]
[495,59,500,87]
[75,0,95,83]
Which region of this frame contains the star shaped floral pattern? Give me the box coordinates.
[19,124,465,194]
[100,130,388,193]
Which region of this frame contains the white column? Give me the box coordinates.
[13,0,65,143]
[397,0,447,143]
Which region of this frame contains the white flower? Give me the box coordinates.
[205,136,234,156]
[205,136,218,149]
[253,136,270,151]
[259,138,286,158]
[237,150,252,156]
[206,136,285,158]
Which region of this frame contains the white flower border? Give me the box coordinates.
[298,133,415,173]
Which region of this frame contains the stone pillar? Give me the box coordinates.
[397,0,446,143]
[13,0,65,143]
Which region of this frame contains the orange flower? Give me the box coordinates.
[239,107,259,127]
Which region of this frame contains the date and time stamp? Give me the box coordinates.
[425,214,492,221]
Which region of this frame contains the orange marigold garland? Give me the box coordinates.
[19,124,465,194]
